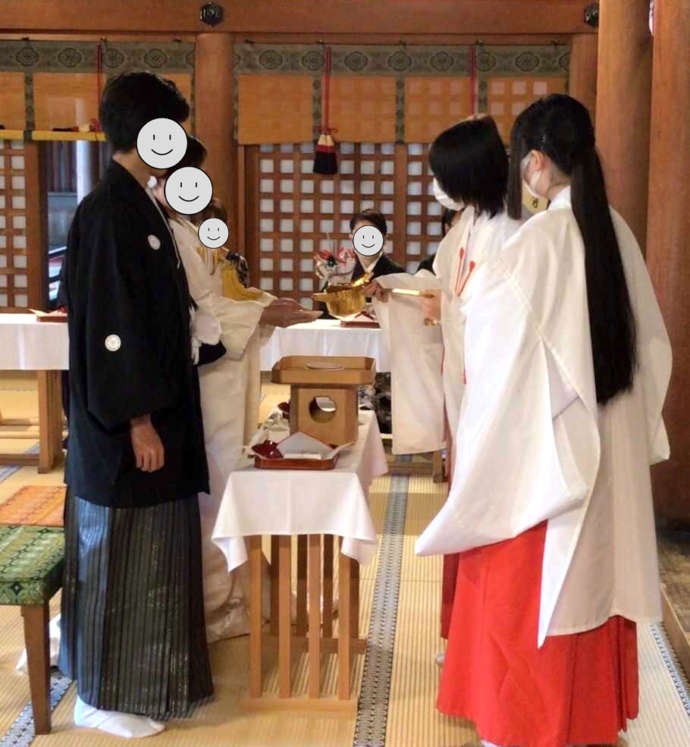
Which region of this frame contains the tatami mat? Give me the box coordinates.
[0,374,687,745]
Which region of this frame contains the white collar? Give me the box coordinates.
[548,186,572,210]
[359,252,382,273]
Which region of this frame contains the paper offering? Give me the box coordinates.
[278,432,354,460]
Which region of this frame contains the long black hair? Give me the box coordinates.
[507,94,636,405]
[429,116,508,218]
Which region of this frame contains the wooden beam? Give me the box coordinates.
[0,32,581,45]
[1,1,595,35]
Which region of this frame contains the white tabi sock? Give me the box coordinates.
[74,697,165,739]
[16,614,61,673]
[435,651,445,666]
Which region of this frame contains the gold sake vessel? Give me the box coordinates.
[312,272,373,318]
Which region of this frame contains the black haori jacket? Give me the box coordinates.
[61,161,209,508]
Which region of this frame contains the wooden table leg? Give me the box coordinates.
[22,602,51,735]
[323,534,334,637]
[432,450,446,483]
[270,535,280,635]
[278,535,292,698]
[37,371,61,474]
[338,543,352,700]
[248,536,263,698]
[350,558,359,640]
[308,535,321,698]
[296,535,308,637]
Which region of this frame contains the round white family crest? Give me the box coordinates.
[105,334,121,352]
[148,234,161,250]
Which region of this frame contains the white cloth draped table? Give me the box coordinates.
[0,315,68,370]
[259,319,390,372]
[212,411,387,572]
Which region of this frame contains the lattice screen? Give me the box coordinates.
[404,143,443,274]
[0,140,28,310]
[256,142,396,307]
[253,142,444,306]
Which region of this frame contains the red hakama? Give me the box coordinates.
[438,521,638,747]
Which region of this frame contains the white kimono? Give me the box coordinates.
[373,273,444,455]
[170,216,275,641]
[416,187,672,646]
[433,206,522,442]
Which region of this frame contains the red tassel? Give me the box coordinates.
[314,45,338,175]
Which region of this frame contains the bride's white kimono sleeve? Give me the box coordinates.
[416,257,592,557]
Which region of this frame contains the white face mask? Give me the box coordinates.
[432,178,465,211]
[521,153,543,199]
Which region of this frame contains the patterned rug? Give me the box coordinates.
[0,486,65,527]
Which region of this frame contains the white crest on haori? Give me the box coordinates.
[104,334,121,352]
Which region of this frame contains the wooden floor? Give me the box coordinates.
[0,373,688,745]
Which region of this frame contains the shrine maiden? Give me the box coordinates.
[59,73,212,738]
[152,137,309,641]
[418,95,672,746]
[423,117,522,639]
[416,207,461,276]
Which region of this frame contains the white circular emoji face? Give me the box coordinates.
[198,218,229,249]
[136,118,187,170]
[164,167,213,216]
[352,224,384,258]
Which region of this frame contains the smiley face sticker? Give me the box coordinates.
[352,225,384,257]
[137,118,188,170]
[164,167,213,216]
[198,218,229,249]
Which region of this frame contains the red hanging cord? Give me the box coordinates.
[469,44,478,116]
[95,39,104,130]
[323,45,332,134]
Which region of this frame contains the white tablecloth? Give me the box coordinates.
[212,411,387,572]
[0,314,69,370]
[260,319,390,372]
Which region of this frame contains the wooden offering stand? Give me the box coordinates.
[271,356,376,445]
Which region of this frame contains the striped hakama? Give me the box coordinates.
[58,493,214,720]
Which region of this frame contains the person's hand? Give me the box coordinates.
[421,291,441,323]
[130,415,165,472]
[363,280,388,301]
[261,299,317,327]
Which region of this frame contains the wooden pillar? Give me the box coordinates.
[569,33,598,118]
[194,33,237,238]
[24,141,48,310]
[646,0,690,523]
[595,0,653,247]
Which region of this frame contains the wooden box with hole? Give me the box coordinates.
[271,356,376,445]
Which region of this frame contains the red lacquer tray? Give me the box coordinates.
[253,454,339,471]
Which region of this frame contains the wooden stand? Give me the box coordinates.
[0,371,63,473]
[272,356,375,446]
[244,533,365,712]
